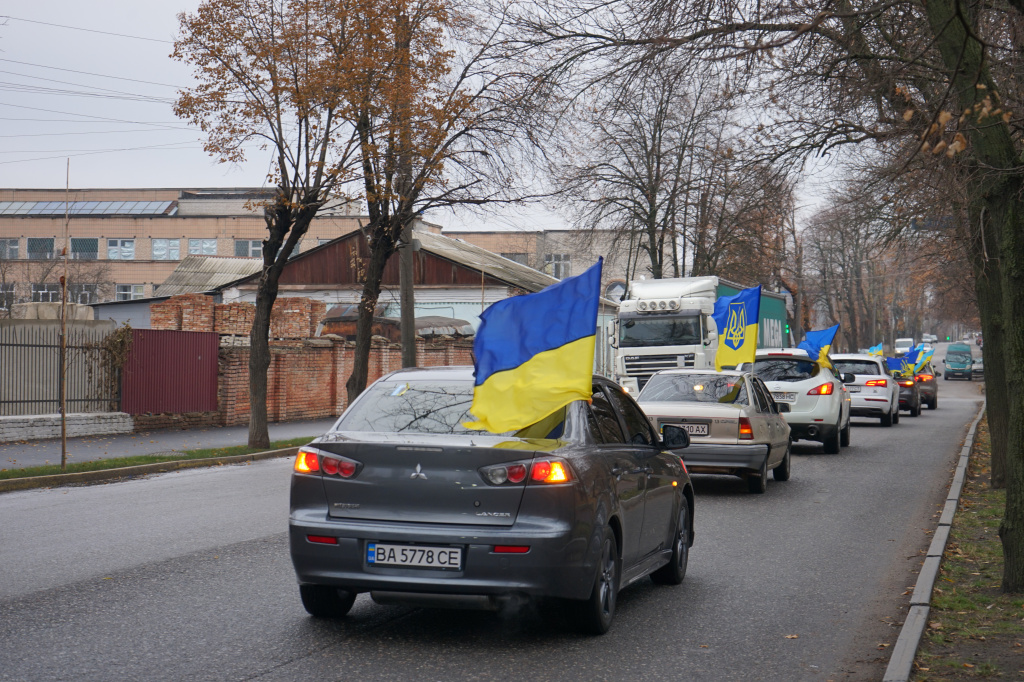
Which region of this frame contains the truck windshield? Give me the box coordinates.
[620,315,701,347]
[946,352,972,364]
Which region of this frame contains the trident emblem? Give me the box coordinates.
[724,302,747,350]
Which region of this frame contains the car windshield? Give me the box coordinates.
[639,374,748,404]
[834,360,883,375]
[335,380,566,437]
[947,352,972,363]
[895,338,914,347]
[619,315,701,347]
[751,358,821,382]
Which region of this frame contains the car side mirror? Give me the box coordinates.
[841,373,855,383]
[941,358,946,364]
[662,425,691,449]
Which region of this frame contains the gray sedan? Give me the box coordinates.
[289,366,696,634]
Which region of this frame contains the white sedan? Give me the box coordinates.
[831,354,901,427]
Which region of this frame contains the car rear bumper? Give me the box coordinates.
[850,398,890,417]
[679,442,769,474]
[288,513,594,601]
[787,421,837,442]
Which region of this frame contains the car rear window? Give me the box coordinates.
[751,358,820,382]
[833,360,883,375]
[639,374,748,404]
[336,380,566,437]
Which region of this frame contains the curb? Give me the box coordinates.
[0,446,300,494]
[882,399,986,682]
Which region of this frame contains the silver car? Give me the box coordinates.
[289,367,695,634]
[831,354,901,426]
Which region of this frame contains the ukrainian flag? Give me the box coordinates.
[465,259,603,433]
[915,348,935,373]
[797,324,839,369]
[868,343,883,356]
[712,285,761,370]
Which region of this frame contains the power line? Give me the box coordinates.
[0,103,195,130]
[0,68,175,99]
[0,128,190,138]
[0,58,187,89]
[1,16,174,44]
[0,142,202,166]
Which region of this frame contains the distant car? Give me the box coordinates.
[915,363,939,410]
[973,356,984,378]
[738,349,852,454]
[894,337,915,355]
[896,374,922,417]
[637,369,791,494]
[831,354,901,426]
[921,333,938,344]
[289,367,695,634]
[943,344,974,380]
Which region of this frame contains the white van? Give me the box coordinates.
[894,338,915,355]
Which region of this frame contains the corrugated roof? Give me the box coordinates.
[159,255,263,296]
[413,229,618,308]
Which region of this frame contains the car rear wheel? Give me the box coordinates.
[910,400,921,417]
[892,405,900,424]
[881,408,893,427]
[299,584,357,618]
[840,418,851,447]
[823,423,841,454]
[651,505,690,585]
[772,445,791,482]
[747,456,768,494]
[576,526,620,634]
[929,396,937,410]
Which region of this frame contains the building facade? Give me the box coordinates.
[0,188,361,314]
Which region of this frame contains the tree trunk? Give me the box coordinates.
[346,228,396,403]
[248,265,281,449]
[971,223,1007,488]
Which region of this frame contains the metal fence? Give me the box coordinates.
[0,320,119,416]
[121,329,219,415]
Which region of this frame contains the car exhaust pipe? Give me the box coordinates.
[806,426,819,438]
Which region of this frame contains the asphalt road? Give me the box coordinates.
[0,372,984,681]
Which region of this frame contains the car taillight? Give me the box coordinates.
[865,379,888,387]
[807,382,834,395]
[899,380,915,387]
[480,459,572,485]
[738,417,754,440]
[320,456,360,478]
[916,374,933,382]
[294,447,320,473]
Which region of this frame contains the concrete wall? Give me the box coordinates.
[0,412,133,443]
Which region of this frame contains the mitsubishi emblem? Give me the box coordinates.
[410,463,427,480]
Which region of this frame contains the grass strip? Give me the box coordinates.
[0,435,313,481]
[913,416,1024,680]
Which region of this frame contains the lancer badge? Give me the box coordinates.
[411,463,427,480]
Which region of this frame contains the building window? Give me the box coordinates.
[107,238,135,260]
[27,238,54,260]
[70,237,98,260]
[0,238,18,259]
[189,238,217,256]
[152,238,181,261]
[318,238,333,246]
[234,239,262,257]
[501,252,530,266]
[544,253,571,279]
[69,283,98,304]
[0,283,14,310]
[31,284,62,302]
[116,284,145,301]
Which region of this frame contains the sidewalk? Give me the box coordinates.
[0,418,337,470]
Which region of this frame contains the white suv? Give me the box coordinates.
[739,349,852,454]
[831,354,901,427]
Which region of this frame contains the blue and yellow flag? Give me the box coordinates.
[886,355,917,377]
[867,342,883,356]
[915,348,935,373]
[712,285,761,370]
[797,324,839,369]
[465,259,603,433]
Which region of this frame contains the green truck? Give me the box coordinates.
[943,343,974,380]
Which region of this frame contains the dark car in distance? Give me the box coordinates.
[915,363,939,410]
[896,373,922,417]
[289,367,696,634]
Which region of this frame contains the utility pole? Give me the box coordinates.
[60,160,69,472]
[399,220,416,367]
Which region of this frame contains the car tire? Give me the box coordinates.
[840,418,851,447]
[651,505,690,585]
[576,526,620,634]
[881,409,893,427]
[929,396,937,410]
[892,405,900,424]
[772,444,791,482]
[747,456,768,494]
[823,423,841,454]
[299,584,357,618]
[910,400,921,417]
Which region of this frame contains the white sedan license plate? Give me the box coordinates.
[772,392,796,402]
[680,423,709,436]
[367,543,462,569]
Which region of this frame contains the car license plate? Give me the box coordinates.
[679,423,708,436]
[367,543,462,569]
[847,386,861,393]
[772,392,796,402]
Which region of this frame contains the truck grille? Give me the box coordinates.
[624,355,693,388]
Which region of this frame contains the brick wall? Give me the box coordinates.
[152,294,326,338]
